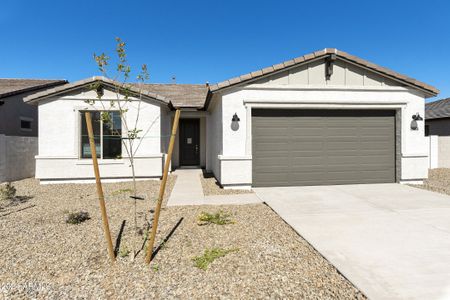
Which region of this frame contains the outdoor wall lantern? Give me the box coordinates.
[410,113,423,130]
[231,113,240,131]
[96,85,104,98]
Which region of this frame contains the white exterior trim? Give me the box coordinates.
[244,84,411,92]
[218,155,252,160]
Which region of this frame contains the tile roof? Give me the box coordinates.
[0,78,67,99]
[24,76,170,105]
[426,98,450,119]
[138,83,208,108]
[209,48,439,97]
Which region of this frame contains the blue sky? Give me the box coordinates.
[1,0,449,101]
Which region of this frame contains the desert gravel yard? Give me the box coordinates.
[200,172,253,196]
[413,168,450,195]
[0,178,365,299]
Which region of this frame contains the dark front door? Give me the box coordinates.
[179,119,200,166]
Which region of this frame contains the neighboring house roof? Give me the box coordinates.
[426,98,450,120]
[0,78,67,99]
[139,83,208,109]
[24,76,170,105]
[208,48,439,97]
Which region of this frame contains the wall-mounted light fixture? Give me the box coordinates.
[96,85,104,98]
[231,113,240,131]
[410,113,423,130]
[325,54,337,80]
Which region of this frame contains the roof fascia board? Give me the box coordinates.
[0,80,67,99]
[210,56,325,95]
[210,52,438,98]
[25,80,170,106]
[338,57,437,98]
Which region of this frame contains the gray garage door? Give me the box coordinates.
[252,109,396,187]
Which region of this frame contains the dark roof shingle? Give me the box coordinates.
[426,98,450,119]
[0,78,67,99]
[138,83,208,108]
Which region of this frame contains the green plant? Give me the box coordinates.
[0,183,16,201]
[119,245,130,258]
[111,189,133,196]
[65,211,90,224]
[192,248,239,270]
[197,211,234,226]
[88,38,157,257]
[152,264,159,272]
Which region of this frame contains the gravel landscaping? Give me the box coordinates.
[1,177,365,299]
[200,172,253,196]
[412,168,450,195]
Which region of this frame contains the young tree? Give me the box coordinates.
[85,38,158,259]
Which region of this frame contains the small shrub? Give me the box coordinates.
[118,245,130,258]
[111,189,133,196]
[192,248,239,270]
[197,211,234,226]
[152,264,159,272]
[0,183,16,201]
[65,211,90,224]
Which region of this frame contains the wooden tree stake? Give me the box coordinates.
[145,109,181,264]
[85,111,116,263]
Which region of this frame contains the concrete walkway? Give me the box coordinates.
[168,169,204,206]
[167,169,262,206]
[255,184,450,300]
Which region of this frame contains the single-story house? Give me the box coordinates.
[425,98,450,136]
[24,48,438,187]
[0,79,67,183]
[0,79,67,137]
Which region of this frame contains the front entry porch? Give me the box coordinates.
[171,112,206,170]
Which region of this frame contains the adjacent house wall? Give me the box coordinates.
[36,88,166,183]
[425,118,450,136]
[212,60,429,187]
[0,134,38,182]
[0,91,39,137]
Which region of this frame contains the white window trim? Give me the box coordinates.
[20,116,33,132]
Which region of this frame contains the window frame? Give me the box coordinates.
[79,110,123,160]
[20,117,33,132]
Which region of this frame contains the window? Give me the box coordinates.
[20,117,33,131]
[80,111,122,159]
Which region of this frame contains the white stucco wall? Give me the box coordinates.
[211,84,429,187]
[36,88,168,182]
[206,94,223,181]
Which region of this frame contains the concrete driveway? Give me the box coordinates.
[255,184,450,300]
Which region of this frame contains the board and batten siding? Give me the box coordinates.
[250,59,400,87]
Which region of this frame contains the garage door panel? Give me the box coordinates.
[252,109,396,187]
